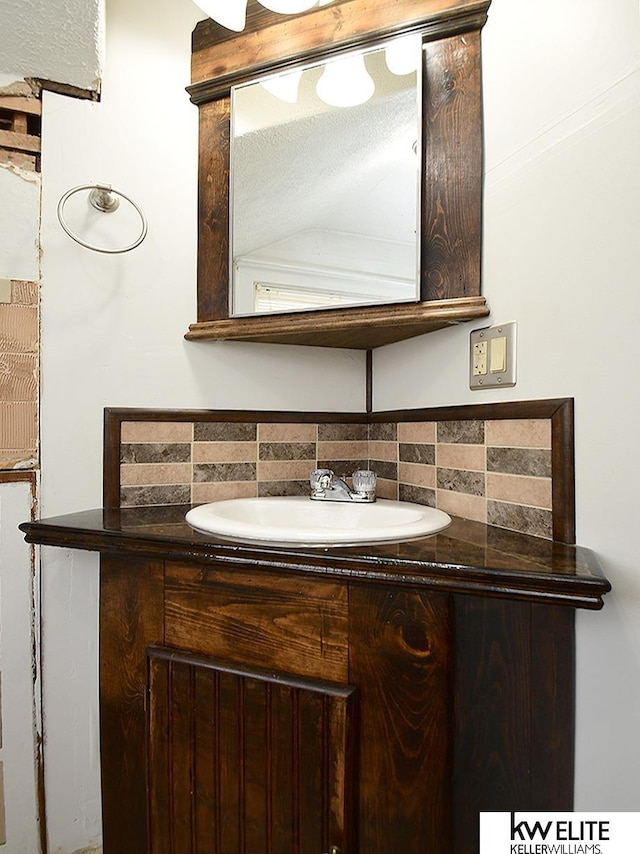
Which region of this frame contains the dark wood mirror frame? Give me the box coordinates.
[185,0,492,349]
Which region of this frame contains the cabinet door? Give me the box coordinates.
[146,646,355,854]
[349,584,452,853]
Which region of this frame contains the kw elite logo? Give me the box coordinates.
[480,812,640,854]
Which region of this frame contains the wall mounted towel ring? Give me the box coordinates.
[57,183,148,254]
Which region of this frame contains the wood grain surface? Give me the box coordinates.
[146,647,355,854]
[165,562,349,681]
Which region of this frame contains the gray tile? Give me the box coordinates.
[194,422,257,442]
[399,443,435,465]
[368,422,397,441]
[120,484,190,507]
[487,500,553,539]
[437,420,485,444]
[318,459,369,477]
[258,480,309,497]
[487,447,552,478]
[399,483,436,507]
[120,443,191,464]
[318,423,368,441]
[437,468,485,496]
[369,460,398,481]
[259,442,316,461]
[193,462,256,483]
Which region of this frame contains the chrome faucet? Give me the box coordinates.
[310,468,377,503]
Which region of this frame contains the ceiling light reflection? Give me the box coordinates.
[316,54,375,107]
[260,69,303,103]
[384,35,422,76]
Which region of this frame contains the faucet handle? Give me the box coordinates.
[310,468,334,492]
[352,469,377,495]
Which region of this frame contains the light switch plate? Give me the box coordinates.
[469,321,517,389]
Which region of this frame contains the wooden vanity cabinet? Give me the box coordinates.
[99,552,576,854]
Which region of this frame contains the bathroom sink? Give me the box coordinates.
[185,496,451,547]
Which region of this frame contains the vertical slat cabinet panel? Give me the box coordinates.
[146,648,355,854]
[269,683,296,852]
[193,668,218,854]
[147,659,171,854]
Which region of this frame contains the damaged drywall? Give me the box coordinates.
[0,0,103,95]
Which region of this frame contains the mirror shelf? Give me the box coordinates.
[187,0,492,350]
[185,296,489,349]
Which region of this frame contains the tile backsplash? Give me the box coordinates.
[119,414,553,539]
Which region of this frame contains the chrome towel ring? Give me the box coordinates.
[56,183,148,254]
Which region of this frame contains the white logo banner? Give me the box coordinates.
[480,812,640,854]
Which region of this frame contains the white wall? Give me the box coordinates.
[0,0,103,92]
[375,0,640,809]
[38,0,365,850]
[0,481,41,853]
[21,0,640,849]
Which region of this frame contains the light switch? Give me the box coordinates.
[490,336,507,373]
[469,322,517,389]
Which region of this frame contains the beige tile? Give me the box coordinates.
[436,489,486,523]
[258,422,317,442]
[436,443,485,472]
[376,478,398,500]
[11,281,38,305]
[368,440,397,462]
[121,421,193,443]
[192,480,257,503]
[398,462,436,489]
[0,304,38,352]
[486,419,551,449]
[397,421,436,443]
[0,401,37,449]
[120,463,192,486]
[258,460,313,482]
[193,441,257,463]
[0,352,37,400]
[0,449,37,468]
[317,440,368,460]
[486,473,552,509]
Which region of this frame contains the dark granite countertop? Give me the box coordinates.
[20,505,611,609]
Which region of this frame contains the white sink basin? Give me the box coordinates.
[185,496,451,547]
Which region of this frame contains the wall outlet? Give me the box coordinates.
[472,340,488,376]
[469,322,517,389]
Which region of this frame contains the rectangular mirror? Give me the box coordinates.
[187,0,491,348]
[230,36,421,317]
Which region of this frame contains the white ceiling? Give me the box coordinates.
[232,46,420,257]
